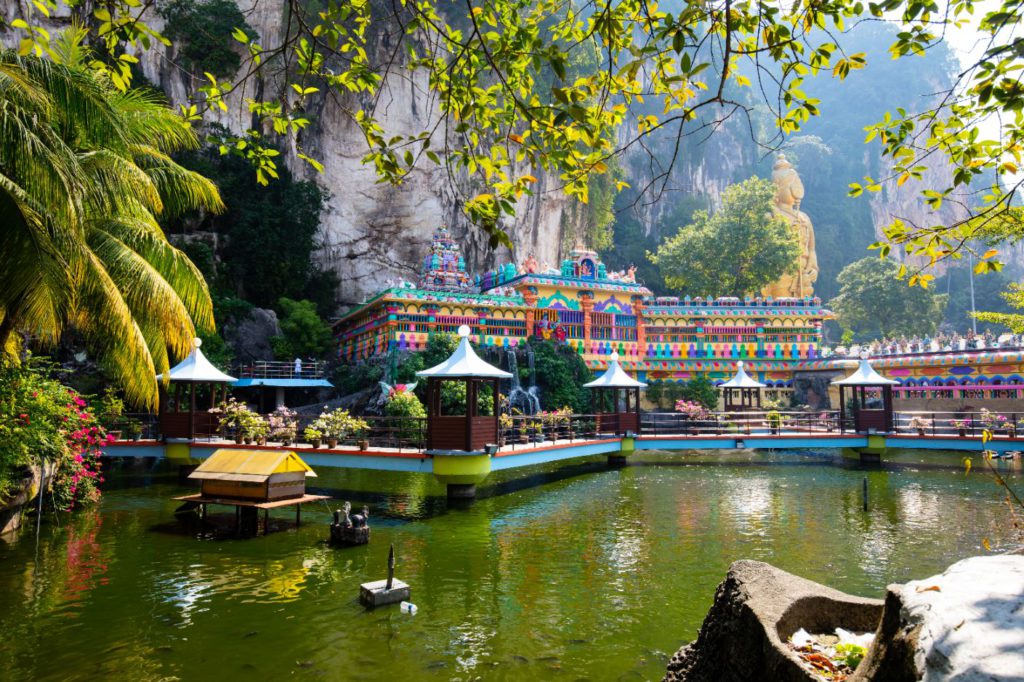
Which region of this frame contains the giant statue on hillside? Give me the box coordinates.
[761,154,819,299]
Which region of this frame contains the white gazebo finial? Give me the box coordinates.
[458,324,471,338]
[719,361,765,389]
[193,337,203,348]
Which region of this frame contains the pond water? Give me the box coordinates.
[0,450,1018,681]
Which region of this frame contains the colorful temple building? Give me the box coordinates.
[334,228,832,388]
[795,348,1024,411]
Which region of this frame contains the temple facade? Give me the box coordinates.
[334,228,831,388]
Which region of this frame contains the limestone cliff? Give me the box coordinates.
[118,1,583,309]
[5,1,1014,311]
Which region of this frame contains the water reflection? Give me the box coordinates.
[0,453,1018,682]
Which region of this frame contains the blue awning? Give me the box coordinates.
[232,378,334,388]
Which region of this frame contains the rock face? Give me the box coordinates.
[663,560,883,682]
[222,307,281,362]
[852,555,1024,681]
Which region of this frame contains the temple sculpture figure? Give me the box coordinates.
[761,154,819,299]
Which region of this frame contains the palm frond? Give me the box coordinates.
[74,249,159,409]
[89,212,216,333]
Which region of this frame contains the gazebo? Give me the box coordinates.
[416,325,511,452]
[583,352,646,435]
[157,338,237,440]
[718,361,766,411]
[832,354,899,434]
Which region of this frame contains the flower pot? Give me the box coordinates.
[282,439,292,447]
[257,437,267,446]
[310,439,321,449]
[107,430,122,441]
[917,428,926,437]
[243,436,253,445]
[357,439,369,450]
[132,434,143,442]
[327,437,339,448]
[958,428,967,438]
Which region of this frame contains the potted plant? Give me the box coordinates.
[980,408,1008,436]
[499,412,513,446]
[319,407,355,448]
[539,410,558,439]
[949,418,969,437]
[250,415,270,445]
[98,387,125,440]
[908,415,931,437]
[675,399,710,434]
[766,410,783,435]
[210,398,252,443]
[351,416,371,449]
[1005,420,1018,439]
[236,410,265,444]
[303,424,323,449]
[122,417,143,441]
[554,406,572,438]
[268,406,298,446]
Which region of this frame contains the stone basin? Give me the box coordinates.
[664,560,884,682]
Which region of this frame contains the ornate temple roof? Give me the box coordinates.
[419,226,476,292]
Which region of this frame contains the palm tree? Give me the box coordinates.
[0,30,224,409]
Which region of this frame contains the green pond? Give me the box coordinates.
[0,450,1018,681]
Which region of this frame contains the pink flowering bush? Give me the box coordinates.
[0,358,107,510]
[267,406,298,442]
[674,399,710,421]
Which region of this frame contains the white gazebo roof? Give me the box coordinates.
[416,326,512,379]
[718,361,766,389]
[583,353,647,389]
[156,338,237,383]
[831,355,899,386]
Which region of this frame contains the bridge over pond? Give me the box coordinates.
[103,427,1023,500]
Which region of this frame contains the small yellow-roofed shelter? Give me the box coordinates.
[189,449,316,502]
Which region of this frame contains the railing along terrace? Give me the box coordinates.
[498,413,604,449]
[121,408,1024,448]
[236,360,327,379]
[116,413,161,440]
[893,411,1024,439]
[642,410,843,436]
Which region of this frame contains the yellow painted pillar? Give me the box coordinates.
[433,453,492,499]
[609,436,634,466]
[165,441,198,466]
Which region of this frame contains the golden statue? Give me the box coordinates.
[761,154,818,298]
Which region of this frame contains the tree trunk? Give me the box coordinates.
[0,311,17,354]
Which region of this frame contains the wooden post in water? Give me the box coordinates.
[862,477,868,512]
[386,544,395,591]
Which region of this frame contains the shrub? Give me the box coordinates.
[677,375,718,410]
[0,358,108,510]
[384,391,426,441]
[267,406,298,442]
[675,399,710,420]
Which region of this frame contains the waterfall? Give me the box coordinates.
[505,347,540,415]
